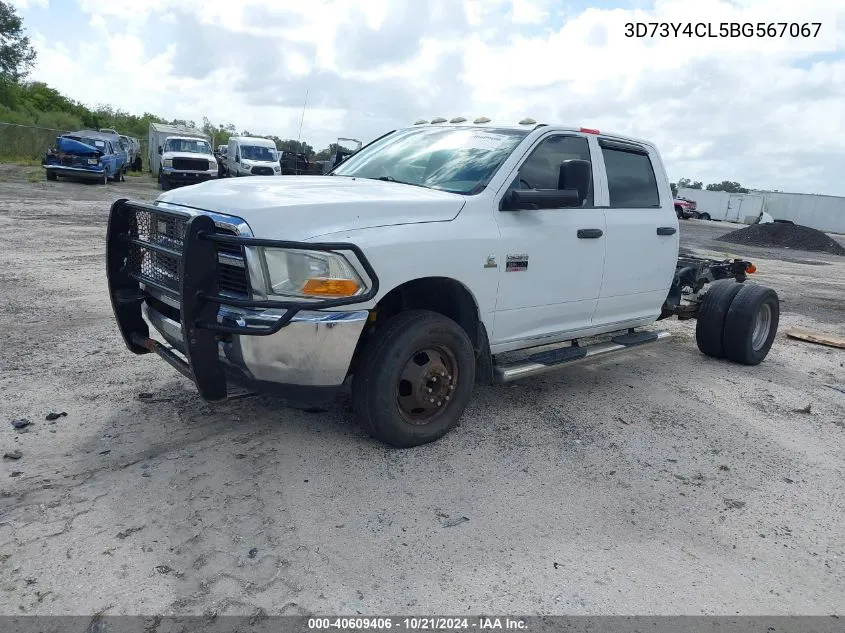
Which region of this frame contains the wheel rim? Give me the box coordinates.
[751,303,772,351]
[396,345,458,425]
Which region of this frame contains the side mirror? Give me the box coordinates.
[157,146,162,155]
[235,155,240,163]
[558,159,592,204]
[504,188,580,211]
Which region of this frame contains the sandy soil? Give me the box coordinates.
[1,165,843,617]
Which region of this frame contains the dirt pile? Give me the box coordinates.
[716,222,845,256]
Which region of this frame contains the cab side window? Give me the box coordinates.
[601,143,660,208]
[511,135,593,207]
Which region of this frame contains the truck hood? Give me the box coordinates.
[156,176,466,239]
[163,151,215,161]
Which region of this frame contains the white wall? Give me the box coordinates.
[677,187,845,233]
[677,188,764,223]
[756,191,845,234]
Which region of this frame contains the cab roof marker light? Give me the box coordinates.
[473,116,491,124]
[449,116,467,123]
[430,117,447,124]
[580,127,600,134]
[519,117,536,125]
[413,119,429,125]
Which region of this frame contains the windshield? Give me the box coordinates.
[240,145,277,161]
[331,126,529,194]
[164,138,211,154]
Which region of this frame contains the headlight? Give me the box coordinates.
[258,247,367,299]
[163,159,172,168]
[87,158,98,165]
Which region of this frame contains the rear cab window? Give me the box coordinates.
[599,139,660,208]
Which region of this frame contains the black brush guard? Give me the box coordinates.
[106,199,379,401]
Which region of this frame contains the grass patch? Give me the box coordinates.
[0,157,42,167]
[27,172,43,183]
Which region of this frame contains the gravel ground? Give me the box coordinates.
[1,166,844,617]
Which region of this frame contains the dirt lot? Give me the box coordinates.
[1,164,843,616]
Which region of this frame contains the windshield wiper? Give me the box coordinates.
[368,175,430,189]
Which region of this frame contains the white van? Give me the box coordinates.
[226,136,281,177]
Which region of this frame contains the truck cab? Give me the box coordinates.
[107,119,780,448]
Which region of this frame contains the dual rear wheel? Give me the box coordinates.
[696,281,779,365]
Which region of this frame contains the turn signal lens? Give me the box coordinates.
[746,263,757,273]
[301,278,361,297]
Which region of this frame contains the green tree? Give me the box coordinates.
[706,180,748,193]
[677,177,703,190]
[314,143,341,161]
[0,1,37,82]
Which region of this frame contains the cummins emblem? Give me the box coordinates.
[484,255,497,268]
[506,254,529,272]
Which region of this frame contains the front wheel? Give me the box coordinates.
[101,169,109,185]
[46,170,57,181]
[352,310,476,448]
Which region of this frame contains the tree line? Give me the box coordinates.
[0,0,336,160]
[671,177,750,196]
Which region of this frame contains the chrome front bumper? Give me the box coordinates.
[142,300,368,387]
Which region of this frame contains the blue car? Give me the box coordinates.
[42,130,126,184]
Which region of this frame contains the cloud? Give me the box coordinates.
[18,0,845,195]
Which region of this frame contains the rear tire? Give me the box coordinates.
[699,212,711,221]
[352,310,475,448]
[695,280,744,359]
[722,284,779,365]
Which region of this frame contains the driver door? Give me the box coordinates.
[491,133,607,348]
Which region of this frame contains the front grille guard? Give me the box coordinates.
[106,198,380,400]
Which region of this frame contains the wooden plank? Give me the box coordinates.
[786,328,845,350]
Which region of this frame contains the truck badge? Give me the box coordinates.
[506,254,529,272]
[484,255,497,268]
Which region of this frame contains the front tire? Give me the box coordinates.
[352,310,476,448]
[695,280,744,359]
[46,170,57,181]
[722,284,779,365]
[101,169,109,185]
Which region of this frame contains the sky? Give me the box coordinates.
[9,0,845,195]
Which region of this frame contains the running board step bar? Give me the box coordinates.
[493,331,672,383]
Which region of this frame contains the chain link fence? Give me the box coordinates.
[0,121,68,160]
[0,122,151,170]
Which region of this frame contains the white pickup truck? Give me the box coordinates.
[106,119,780,447]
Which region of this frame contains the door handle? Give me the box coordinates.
[657,227,677,236]
[577,229,603,239]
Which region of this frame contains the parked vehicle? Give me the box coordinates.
[148,123,210,176]
[674,196,698,219]
[214,145,228,177]
[226,136,281,177]
[43,131,124,184]
[321,137,362,173]
[128,137,143,171]
[106,119,780,448]
[157,136,219,190]
[279,151,322,175]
